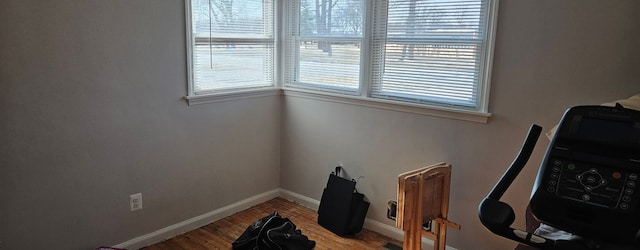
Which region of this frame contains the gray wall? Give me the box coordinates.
[281,1,640,250]
[0,1,281,249]
[1,0,639,250]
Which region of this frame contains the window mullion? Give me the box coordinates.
[360,0,373,98]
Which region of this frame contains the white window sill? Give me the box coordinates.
[184,88,491,123]
[282,88,492,124]
[184,88,282,106]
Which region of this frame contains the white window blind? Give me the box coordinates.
[187,0,275,95]
[371,0,492,109]
[285,0,364,93]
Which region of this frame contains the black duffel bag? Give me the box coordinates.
[317,166,370,236]
[232,212,315,250]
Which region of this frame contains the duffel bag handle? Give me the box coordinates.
[333,166,365,183]
[332,166,342,177]
[332,166,366,193]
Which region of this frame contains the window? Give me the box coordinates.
[185,0,497,118]
[186,0,275,96]
[285,0,497,113]
[284,0,364,94]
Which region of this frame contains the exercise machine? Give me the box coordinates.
[479,105,640,249]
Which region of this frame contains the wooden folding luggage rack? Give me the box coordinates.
[396,163,461,250]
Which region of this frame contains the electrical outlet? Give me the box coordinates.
[130,193,143,212]
[387,200,397,221]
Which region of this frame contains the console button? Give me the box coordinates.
[613,172,622,179]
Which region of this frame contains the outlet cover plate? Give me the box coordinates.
[130,193,143,212]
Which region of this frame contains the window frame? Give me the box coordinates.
[282,0,498,122]
[283,0,366,95]
[370,0,491,110]
[184,0,280,105]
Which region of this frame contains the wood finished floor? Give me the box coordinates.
[141,197,402,249]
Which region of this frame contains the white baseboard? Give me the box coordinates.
[114,189,280,249]
[115,188,457,250]
[278,188,320,210]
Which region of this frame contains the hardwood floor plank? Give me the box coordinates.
[185,229,227,248]
[141,198,402,249]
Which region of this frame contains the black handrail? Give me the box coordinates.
[487,124,542,200]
